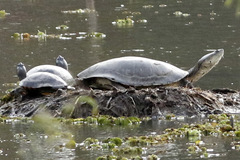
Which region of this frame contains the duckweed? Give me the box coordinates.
[235,130,240,137]
[0,93,13,103]
[65,139,76,149]
[165,114,175,120]
[0,10,6,17]
[173,11,190,17]
[112,146,143,155]
[96,154,159,160]
[61,8,97,14]
[82,137,99,146]
[0,10,10,17]
[142,5,154,9]
[77,114,240,159]
[12,33,21,39]
[2,113,240,159]
[102,143,116,149]
[12,31,106,41]
[88,32,106,38]
[62,115,142,126]
[136,19,147,23]
[112,18,134,27]
[0,116,33,123]
[103,137,123,146]
[56,25,69,30]
[159,4,167,7]
[186,129,201,137]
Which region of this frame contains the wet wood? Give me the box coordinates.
[0,87,239,118]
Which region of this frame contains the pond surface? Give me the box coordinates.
[0,0,240,159]
[1,116,240,160]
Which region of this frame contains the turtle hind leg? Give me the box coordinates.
[89,78,126,90]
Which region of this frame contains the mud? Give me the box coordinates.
[0,87,240,118]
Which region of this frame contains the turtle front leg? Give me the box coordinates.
[179,79,194,88]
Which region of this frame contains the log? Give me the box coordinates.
[0,87,239,118]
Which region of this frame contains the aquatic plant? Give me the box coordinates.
[75,95,99,116]
[13,33,21,39]
[0,92,13,103]
[225,0,240,16]
[136,19,147,23]
[159,4,167,8]
[231,141,240,150]
[78,114,240,159]
[12,31,106,41]
[112,18,134,27]
[65,139,76,149]
[102,137,123,146]
[37,30,47,40]
[61,115,141,126]
[96,154,159,160]
[87,32,106,38]
[56,25,69,30]
[173,11,190,17]
[61,8,97,14]
[112,146,143,156]
[0,10,10,18]
[2,113,240,159]
[142,5,154,9]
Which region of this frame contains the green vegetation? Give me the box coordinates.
[0,92,13,103]
[173,11,190,17]
[74,95,99,116]
[61,8,97,14]
[2,113,240,159]
[112,18,134,27]
[56,25,69,30]
[60,115,141,126]
[12,31,106,41]
[0,10,10,18]
[225,0,240,16]
[78,114,240,159]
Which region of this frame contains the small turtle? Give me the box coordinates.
[13,72,68,97]
[17,55,73,84]
[56,55,68,70]
[77,49,224,89]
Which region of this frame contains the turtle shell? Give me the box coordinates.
[20,72,67,89]
[27,65,73,83]
[77,56,189,86]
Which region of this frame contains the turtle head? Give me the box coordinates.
[56,55,68,70]
[16,62,27,81]
[187,49,224,83]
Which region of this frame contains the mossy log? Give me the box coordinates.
[0,87,239,118]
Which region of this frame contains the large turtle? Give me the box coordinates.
[16,55,73,84]
[77,49,224,89]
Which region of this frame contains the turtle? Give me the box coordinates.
[56,55,68,70]
[13,72,68,97]
[76,49,224,89]
[16,55,73,84]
